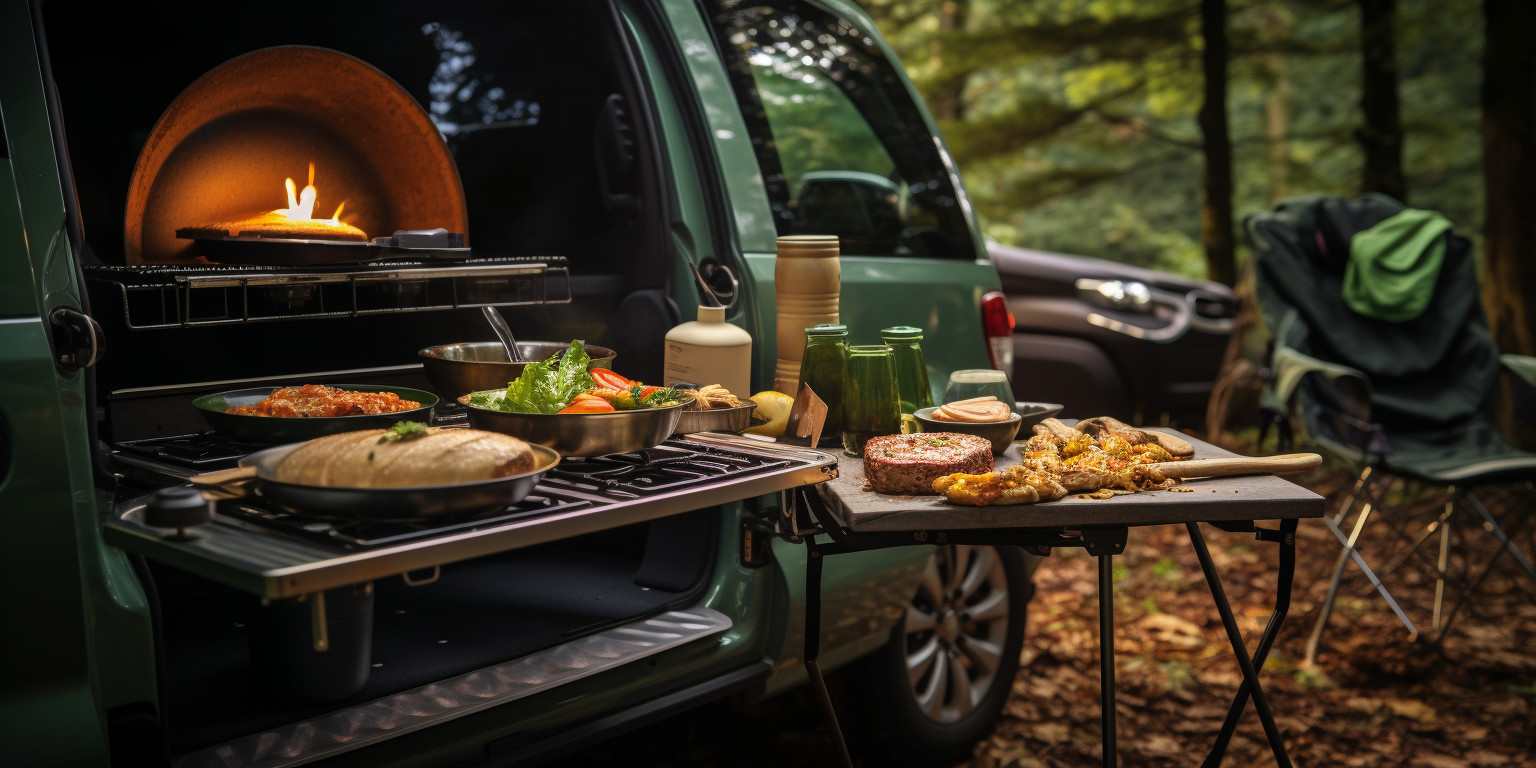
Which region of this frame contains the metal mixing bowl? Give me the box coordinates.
[460,393,684,458]
[418,342,617,400]
[673,403,759,435]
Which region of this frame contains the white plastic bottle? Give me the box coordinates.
[663,305,753,398]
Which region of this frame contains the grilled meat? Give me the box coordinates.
[863,433,993,495]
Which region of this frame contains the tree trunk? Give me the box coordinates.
[1483,0,1536,356]
[1264,4,1292,206]
[929,0,970,122]
[1358,0,1406,202]
[1198,0,1236,287]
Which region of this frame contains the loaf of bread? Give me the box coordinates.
[273,428,537,488]
[863,433,994,495]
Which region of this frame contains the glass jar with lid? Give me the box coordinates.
[798,323,849,443]
[880,326,934,417]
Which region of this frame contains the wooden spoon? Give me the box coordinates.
[190,465,258,486]
[1145,453,1321,479]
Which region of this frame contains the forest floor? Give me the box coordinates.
[569,442,1536,767]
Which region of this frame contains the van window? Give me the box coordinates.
[711,1,976,259]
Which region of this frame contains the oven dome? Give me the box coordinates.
[125,45,468,265]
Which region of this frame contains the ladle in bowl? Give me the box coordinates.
[481,306,524,363]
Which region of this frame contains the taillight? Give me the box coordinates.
[981,290,1014,376]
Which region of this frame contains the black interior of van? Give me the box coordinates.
[46,0,677,390]
[41,0,714,752]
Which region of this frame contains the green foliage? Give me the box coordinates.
[860,0,1484,279]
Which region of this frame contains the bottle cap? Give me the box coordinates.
[776,235,840,258]
[804,323,848,336]
[880,326,924,341]
[697,305,726,323]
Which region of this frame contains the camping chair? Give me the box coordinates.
[1245,193,1536,664]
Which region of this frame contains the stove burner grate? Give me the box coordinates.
[545,442,792,496]
[118,432,272,467]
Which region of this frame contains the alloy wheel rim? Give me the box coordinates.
[902,545,1012,724]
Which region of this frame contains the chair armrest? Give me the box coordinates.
[1269,344,1373,422]
[1500,353,1536,390]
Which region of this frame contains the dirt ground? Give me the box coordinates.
[571,458,1536,767]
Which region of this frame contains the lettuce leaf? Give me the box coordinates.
[495,340,594,414]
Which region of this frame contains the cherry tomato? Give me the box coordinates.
[558,398,615,414]
[589,368,634,391]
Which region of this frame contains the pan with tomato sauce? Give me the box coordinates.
[193,384,439,443]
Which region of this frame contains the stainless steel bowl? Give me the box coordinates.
[913,407,1023,455]
[460,393,685,458]
[418,342,617,400]
[673,403,758,435]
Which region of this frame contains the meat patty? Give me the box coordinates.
[863,433,994,495]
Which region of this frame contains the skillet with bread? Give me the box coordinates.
[193,427,560,519]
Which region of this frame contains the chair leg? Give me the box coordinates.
[1373,504,1453,583]
[1304,474,1375,667]
[1466,491,1536,583]
[1329,466,1376,529]
[1304,533,1355,667]
[1321,506,1419,638]
[1432,490,1455,633]
[1433,490,1536,642]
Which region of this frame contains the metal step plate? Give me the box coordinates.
[175,608,733,768]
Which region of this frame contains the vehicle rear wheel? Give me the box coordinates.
[850,544,1033,767]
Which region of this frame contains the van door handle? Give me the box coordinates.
[49,307,104,373]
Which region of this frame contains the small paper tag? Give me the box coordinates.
[779,383,828,447]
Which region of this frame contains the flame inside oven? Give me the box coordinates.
[202,161,369,242]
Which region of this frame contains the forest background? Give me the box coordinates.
[855,0,1536,358]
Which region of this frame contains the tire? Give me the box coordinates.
[849,544,1033,767]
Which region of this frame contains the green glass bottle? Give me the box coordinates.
[798,324,849,443]
[841,344,901,457]
[881,326,934,416]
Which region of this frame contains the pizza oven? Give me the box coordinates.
[125,46,469,265]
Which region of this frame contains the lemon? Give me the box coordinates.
[743,390,794,438]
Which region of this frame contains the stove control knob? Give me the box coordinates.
[145,487,211,534]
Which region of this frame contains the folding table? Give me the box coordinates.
[788,430,1324,767]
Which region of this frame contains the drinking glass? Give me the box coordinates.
[841,345,902,457]
[942,369,1015,413]
[880,326,933,417]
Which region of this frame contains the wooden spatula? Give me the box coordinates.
[1145,453,1321,479]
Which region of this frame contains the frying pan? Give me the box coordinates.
[194,441,561,519]
[193,384,438,443]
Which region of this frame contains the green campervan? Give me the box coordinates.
[0,1,1032,765]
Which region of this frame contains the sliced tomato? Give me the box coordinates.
[558,398,615,414]
[589,368,634,391]
[638,386,662,399]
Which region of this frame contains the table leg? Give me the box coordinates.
[1187,522,1294,768]
[1098,553,1117,768]
[804,546,854,768]
[1202,519,1296,767]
